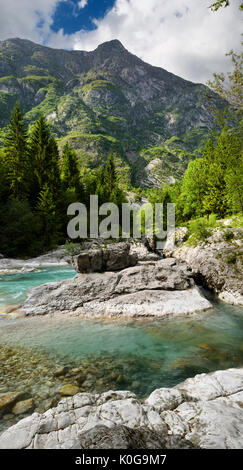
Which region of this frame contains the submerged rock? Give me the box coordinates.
[0,393,23,413]
[21,258,211,317]
[0,368,242,449]
[12,399,34,416]
[59,384,80,396]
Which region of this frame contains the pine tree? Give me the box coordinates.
[95,166,107,204]
[61,143,83,199]
[103,154,116,197]
[28,115,61,204]
[0,150,10,205]
[36,183,59,249]
[48,137,61,196]
[3,102,29,198]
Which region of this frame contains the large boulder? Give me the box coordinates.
[21,258,211,316]
[0,368,242,449]
[72,242,138,273]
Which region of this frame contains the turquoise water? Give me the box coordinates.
[0,296,243,396]
[0,267,243,402]
[0,266,76,305]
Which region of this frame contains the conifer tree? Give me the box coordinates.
[0,150,10,204]
[3,102,29,198]
[36,183,59,249]
[61,143,83,199]
[28,115,61,204]
[104,154,116,196]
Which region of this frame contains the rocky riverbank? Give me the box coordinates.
[171,226,243,306]
[0,367,242,449]
[0,246,71,274]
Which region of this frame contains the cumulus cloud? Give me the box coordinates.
[0,0,62,43]
[0,0,241,83]
[78,0,88,8]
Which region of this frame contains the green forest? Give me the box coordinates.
[0,103,126,257]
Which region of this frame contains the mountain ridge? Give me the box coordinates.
[0,37,223,187]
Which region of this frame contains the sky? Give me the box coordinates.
[0,0,242,84]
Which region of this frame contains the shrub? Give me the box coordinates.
[225,252,237,264]
[64,240,81,257]
[223,230,235,242]
[187,217,214,245]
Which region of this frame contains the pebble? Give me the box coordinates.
[59,384,80,396]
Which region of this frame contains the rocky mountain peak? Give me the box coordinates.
[95,39,126,52]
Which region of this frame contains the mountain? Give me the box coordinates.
[0,38,223,187]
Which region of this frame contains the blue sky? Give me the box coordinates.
[51,0,116,34]
[0,0,242,83]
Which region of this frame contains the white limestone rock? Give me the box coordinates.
[82,287,211,318]
[0,368,242,449]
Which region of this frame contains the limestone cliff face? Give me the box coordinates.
[0,38,224,186]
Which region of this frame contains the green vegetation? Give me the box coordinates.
[186,215,217,245]
[210,1,243,12]
[223,230,235,242]
[81,80,122,96]
[24,80,61,123]
[0,103,127,257]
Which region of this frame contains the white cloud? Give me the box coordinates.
[0,0,241,83]
[0,0,61,43]
[78,0,88,8]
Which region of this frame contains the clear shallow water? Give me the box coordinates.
[0,266,76,305]
[0,297,243,394]
[0,267,243,432]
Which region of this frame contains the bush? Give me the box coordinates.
[225,252,237,264]
[64,240,82,257]
[187,217,215,245]
[223,230,235,242]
